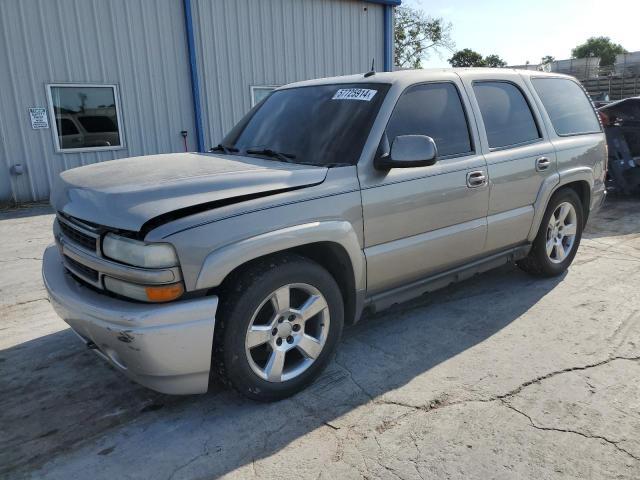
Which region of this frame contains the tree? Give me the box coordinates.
[448,49,506,68]
[448,48,485,67]
[541,55,555,65]
[394,5,455,69]
[571,36,626,66]
[484,54,507,68]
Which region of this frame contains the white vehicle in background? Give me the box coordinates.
[55,113,120,149]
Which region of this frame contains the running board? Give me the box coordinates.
[365,244,531,313]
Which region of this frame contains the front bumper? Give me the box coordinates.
[42,245,218,394]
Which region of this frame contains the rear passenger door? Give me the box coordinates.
[359,80,489,295]
[461,75,556,253]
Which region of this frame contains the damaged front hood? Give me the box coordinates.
[51,152,328,231]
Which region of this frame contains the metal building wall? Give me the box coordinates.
[0,0,196,204]
[191,0,385,148]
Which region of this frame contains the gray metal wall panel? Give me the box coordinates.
[0,0,195,203]
[192,0,384,148]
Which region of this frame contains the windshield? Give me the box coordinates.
[222,83,390,166]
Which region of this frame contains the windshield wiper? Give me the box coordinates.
[245,148,296,163]
[209,144,239,154]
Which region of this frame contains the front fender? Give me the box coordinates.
[195,221,366,292]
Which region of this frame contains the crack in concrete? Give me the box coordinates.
[495,355,640,401]
[0,297,49,310]
[0,256,43,263]
[334,354,640,465]
[166,438,211,480]
[499,399,640,462]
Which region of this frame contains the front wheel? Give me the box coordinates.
[517,188,584,277]
[213,254,344,402]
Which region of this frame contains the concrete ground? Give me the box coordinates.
[1,198,639,480]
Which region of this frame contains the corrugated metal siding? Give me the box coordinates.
[192,0,385,148]
[0,0,195,203]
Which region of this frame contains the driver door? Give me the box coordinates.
[359,80,489,295]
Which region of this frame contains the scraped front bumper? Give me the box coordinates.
[42,245,218,394]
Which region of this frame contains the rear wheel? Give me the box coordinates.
[518,188,584,277]
[213,254,344,402]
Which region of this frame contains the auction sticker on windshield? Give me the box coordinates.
[332,88,377,101]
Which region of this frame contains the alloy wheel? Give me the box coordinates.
[244,283,330,382]
[546,201,578,264]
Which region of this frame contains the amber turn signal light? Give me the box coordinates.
[145,283,184,302]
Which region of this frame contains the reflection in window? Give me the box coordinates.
[48,85,123,151]
[250,86,279,107]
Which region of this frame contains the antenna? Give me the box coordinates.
[364,58,376,77]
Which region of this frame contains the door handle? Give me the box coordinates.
[466,171,487,188]
[536,156,551,171]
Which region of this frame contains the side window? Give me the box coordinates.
[473,81,540,149]
[531,78,601,136]
[385,82,472,157]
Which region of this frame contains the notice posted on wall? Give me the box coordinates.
[332,88,377,101]
[29,107,49,129]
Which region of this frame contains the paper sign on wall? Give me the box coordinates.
[29,108,49,129]
[332,88,377,101]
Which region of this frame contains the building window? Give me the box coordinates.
[47,84,124,152]
[250,86,279,107]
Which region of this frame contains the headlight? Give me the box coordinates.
[104,276,184,303]
[102,233,179,268]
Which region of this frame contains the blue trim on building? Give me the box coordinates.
[183,0,205,153]
[365,0,401,5]
[383,5,393,71]
[181,0,398,150]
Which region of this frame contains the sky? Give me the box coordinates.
[408,0,640,68]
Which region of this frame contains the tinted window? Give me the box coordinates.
[59,118,78,135]
[225,83,389,166]
[49,85,122,150]
[531,78,601,135]
[78,115,118,133]
[385,83,472,157]
[473,82,540,149]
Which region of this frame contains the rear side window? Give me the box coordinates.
[385,82,472,157]
[531,78,601,136]
[473,81,540,149]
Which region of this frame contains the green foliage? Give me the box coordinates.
[448,49,506,68]
[394,5,454,69]
[484,54,507,68]
[571,37,626,66]
[541,55,555,65]
[448,48,484,67]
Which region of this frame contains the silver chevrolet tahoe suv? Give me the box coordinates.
[43,69,606,401]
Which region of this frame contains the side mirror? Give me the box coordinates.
[375,135,438,170]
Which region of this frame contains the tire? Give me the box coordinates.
[517,188,584,277]
[213,253,344,402]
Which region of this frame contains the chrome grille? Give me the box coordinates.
[59,220,97,251]
[57,214,100,253]
[64,255,99,282]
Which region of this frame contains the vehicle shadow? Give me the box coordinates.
[0,264,564,479]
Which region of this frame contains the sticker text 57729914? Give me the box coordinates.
[332,88,377,101]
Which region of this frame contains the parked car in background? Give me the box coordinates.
[590,91,610,109]
[599,97,640,193]
[43,69,606,402]
[55,113,120,149]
